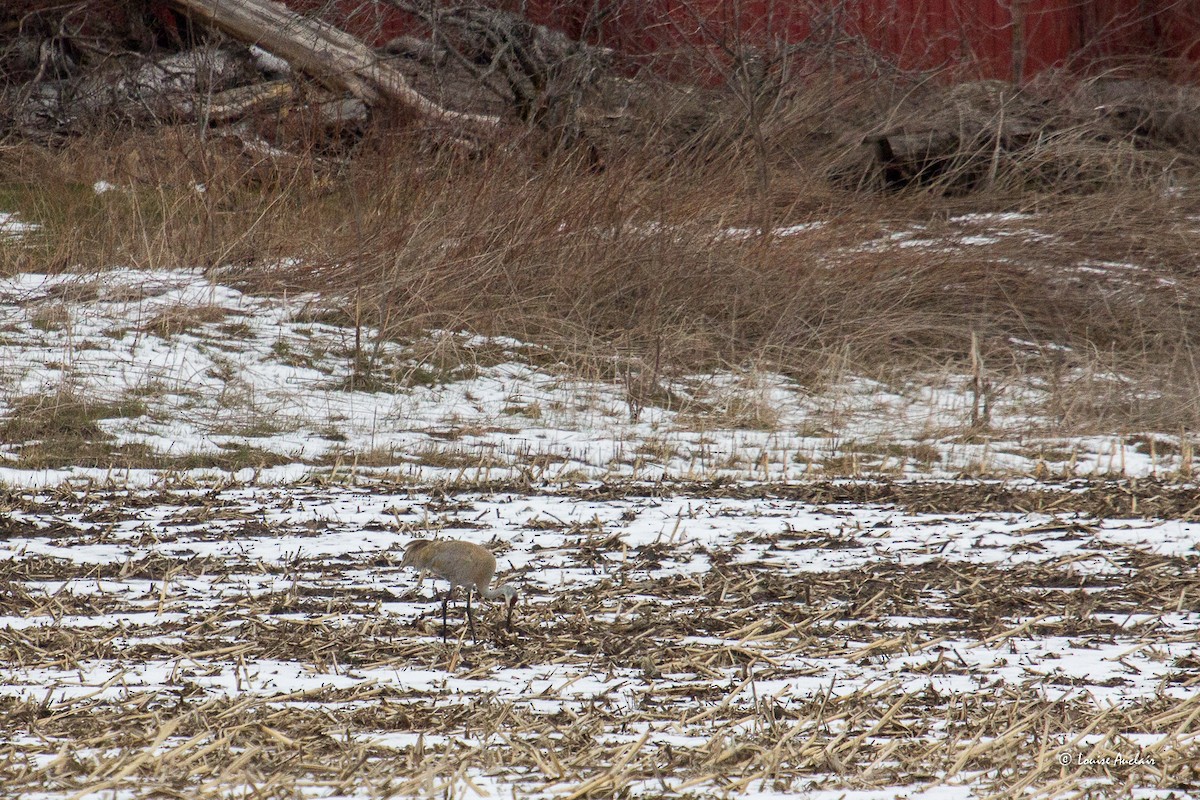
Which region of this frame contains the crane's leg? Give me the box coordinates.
[466,590,477,644]
[441,588,451,643]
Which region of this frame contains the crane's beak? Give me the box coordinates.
[505,596,516,630]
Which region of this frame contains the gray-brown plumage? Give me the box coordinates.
[400,539,518,642]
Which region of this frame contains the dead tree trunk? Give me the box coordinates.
[164,0,499,130]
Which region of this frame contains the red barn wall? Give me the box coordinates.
[291,0,1200,82]
[1152,0,1200,77]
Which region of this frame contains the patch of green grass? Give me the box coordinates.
[2,393,146,443]
[409,446,504,470]
[206,357,239,384]
[332,369,399,394]
[272,339,292,357]
[290,308,351,328]
[845,441,943,465]
[401,363,478,388]
[271,338,329,372]
[208,444,292,469]
[0,392,149,468]
[423,425,517,441]
[129,381,172,399]
[502,401,542,420]
[10,440,154,469]
[28,443,302,472]
[145,305,229,338]
[211,418,287,438]
[324,446,406,467]
[330,360,478,394]
[217,322,255,339]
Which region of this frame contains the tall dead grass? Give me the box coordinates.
[2,69,1200,431]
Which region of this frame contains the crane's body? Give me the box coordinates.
[400,539,517,642]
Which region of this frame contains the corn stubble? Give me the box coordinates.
[0,481,1197,797]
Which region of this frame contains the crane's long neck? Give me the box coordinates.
[483,584,514,601]
[482,583,517,629]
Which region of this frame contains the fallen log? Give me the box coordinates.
[163,0,500,131]
[202,80,295,124]
[2,44,264,138]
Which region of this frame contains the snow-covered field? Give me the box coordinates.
[0,261,1196,798]
[1,481,1197,798]
[0,267,1190,487]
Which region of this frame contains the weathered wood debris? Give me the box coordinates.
[2,1,1199,190]
[0,0,611,149]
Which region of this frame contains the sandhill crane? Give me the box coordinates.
[400,539,518,643]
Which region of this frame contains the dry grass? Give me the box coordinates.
[2,71,1200,433]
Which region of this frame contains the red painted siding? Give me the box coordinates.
[299,1,1200,82]
[1153,0,1200,79]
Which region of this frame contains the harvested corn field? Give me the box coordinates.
[4,11,1200,793]
[1,479,1197,798]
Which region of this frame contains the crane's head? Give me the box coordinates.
[494,583,519,629]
